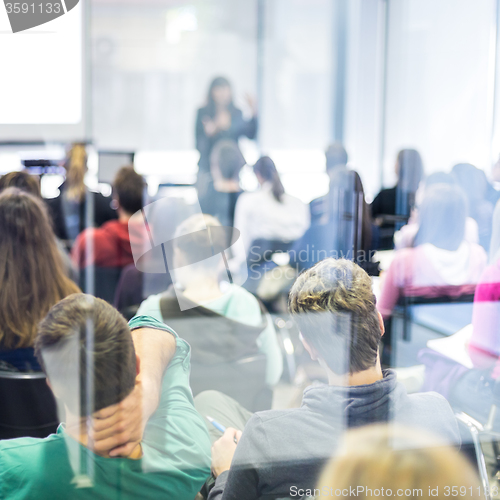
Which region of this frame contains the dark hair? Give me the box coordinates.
[0,171,41,197]
[328,169,373,255]
[210,140,246,180]
[0,188,80,349]
[113,166,144,215]
[35,293,136,416]
[206,76,234,116]
[253,156,285,202]
[325,143,348,173]
[414,184,467,251]
[288,258,380,375]
[395,149,424,217]
[397,149,424,192]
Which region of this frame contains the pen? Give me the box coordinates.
[206,415,226,433]
[206,416,239,444]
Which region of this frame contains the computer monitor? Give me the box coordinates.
[97,151,135,184]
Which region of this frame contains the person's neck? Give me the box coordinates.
[324,359,384,387]
[64,409,142,459]
[214,178,240,193]
[117,208,133,223]
[182,278,223,304]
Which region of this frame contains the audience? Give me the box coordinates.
[47,144,117,244]
[0,294,211,499]
[0,188,80,371]
[72,166,145,269]
[371,148,424,249]
[378,184,487,319]
[316,424,480,500]
[234,155,310,270]
[199,139,246,227]
[137,214,283,390]
[194,258,459,500]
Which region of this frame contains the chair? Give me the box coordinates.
[395,288,475,341]
[0,371,59,439]
[79,266,123,304]
[190,353,273,412]
[374,214,410,250]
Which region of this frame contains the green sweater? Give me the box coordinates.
[0,316,211,500]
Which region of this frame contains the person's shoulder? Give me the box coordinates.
[398,389,460,443]
[249,406,305,427]
[0,432,65,467]
[235,190,259,210]
[224,284,259,304]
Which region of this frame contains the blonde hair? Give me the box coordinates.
[317,424,481,499]
[65,143,87,202]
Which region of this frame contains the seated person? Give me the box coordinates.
[430,200,500,421]
[371,148,424,250]
[289,169,377,274]
[0,294,211,499]
[137,214,283,390]
[394,172,480,250]
[0,188,79,371]
[198,139,246,228]
[47,143,117,244]
[0,170,77,280]
[470,199,500,368]
[309,143,349,223]
[378,184,487,319]
[195,258,460,500]
[233,156,310,272]
[316,424,480,500]
[72,166,145,269]
[453,162,495,251]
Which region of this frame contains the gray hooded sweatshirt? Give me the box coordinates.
[208,370,460,500]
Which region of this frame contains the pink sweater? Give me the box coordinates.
[378,242,487,318]
[468,260,500,372]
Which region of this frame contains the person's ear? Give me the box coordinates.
[135,354,141,378]
[377,311,385,338]
[300,334,319,361]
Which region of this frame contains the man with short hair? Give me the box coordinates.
[72,166,145,269]
[0,294,211,499]
[197,258,460,500]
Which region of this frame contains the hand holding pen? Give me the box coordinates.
[207,416,243,478]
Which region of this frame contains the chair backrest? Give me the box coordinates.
[190,354,272,412]
[0,371,59,439]
[79,266,123,304]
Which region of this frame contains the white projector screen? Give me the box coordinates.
[0,0,86,141]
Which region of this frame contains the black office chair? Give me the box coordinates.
[0,371,59,439]
[190,353,273,412]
